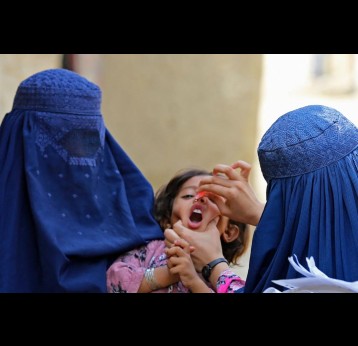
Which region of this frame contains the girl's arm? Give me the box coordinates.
[138,265,179,293]
[107,240,180,293]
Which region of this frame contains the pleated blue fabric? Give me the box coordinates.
[244,105,358,293]
[0,69,163,292]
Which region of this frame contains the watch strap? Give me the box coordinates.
[202,257,229,282]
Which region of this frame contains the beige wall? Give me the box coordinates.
[0,54,62,117]
[101,54,263,192]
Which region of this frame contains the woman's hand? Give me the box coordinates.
[165,220,224,272]
[198,160,265,226]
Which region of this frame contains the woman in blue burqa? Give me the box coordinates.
[164,105,358,292]
[0,69,164,292]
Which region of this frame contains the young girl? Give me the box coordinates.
[106,168,247,293]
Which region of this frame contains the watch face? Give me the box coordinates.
[202,265,210,281]
[201,258,228,282]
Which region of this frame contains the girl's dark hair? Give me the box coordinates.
[154,168,247,264]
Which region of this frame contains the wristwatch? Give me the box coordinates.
[201,258,229,282]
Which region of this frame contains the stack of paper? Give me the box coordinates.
[263,255,358,293]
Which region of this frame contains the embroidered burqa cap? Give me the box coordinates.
[13,68,102,115]
[0,69,163,292]
[258,105,358,182]
[245,105,358,293]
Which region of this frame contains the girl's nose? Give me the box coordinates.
[194,196,207,204]
[194,191,209,203]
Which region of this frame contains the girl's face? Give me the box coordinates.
[171,176,228,233]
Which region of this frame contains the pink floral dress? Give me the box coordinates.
[107,240,246,293]
[107,240,189,293]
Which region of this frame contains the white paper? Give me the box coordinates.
[263,255,358,293]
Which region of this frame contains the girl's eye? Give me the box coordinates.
[182,194,195,200]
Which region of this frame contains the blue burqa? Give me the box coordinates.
[0,69,164,292]
[244,105,358,292]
